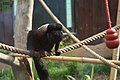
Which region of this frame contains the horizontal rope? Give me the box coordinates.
[0,25,120,58]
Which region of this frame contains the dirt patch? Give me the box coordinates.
[94,75,120,80]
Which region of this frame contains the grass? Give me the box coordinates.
[45,61,111,80]
[0,60,118,80]
[0,68,14,80]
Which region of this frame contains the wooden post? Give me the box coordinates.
[110,0,120,80]
[13,0,34,80]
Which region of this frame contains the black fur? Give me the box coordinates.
[27,23,63,80]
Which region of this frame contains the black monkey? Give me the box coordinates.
[27,23,63,80]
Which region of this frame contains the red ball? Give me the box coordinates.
[106,39,119,49]
[105,32,118,40]
[106,28,117,34]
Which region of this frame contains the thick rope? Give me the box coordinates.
[0,43,42,57]
[0,25,120,57]
[0,26,120,69]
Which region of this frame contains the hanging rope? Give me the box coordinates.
[105,0,112,28]
[105,0,119,49]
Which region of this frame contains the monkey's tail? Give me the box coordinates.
[33,57,50,80]
[23,58,33,77]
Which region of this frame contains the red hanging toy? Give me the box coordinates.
[105,0,119,49]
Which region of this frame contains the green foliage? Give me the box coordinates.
[45,61,96,80]
[66,75,76,80]
[81,64,94,80]
[94,64,110,75]
[45,60,69,80]
[0,62,118,80]
[82,75,90,80]
[90,64,94,80]
[45,61,113,80]
[0,49,11,54]
[0,68,14,80]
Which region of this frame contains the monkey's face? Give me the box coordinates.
[46,23,63,43]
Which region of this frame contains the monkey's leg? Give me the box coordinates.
[55,50,61,56]
[33,57,50,80]
[55,43,61,56]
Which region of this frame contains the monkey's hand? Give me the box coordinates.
[37,50,49,58]
[29,50,50,58]
[55,50,61,56]
[29,49,61,57]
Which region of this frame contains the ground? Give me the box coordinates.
[62,43,113,58]
[94,75,120,80]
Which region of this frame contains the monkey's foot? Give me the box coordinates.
[47,52,53,56]
[55,50,61,56]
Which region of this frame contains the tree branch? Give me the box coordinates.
[0,52,18,66]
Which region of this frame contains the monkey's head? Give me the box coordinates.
[46,23,63,43]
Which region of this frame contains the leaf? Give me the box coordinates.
[66,75,76,80]
[83,75,90,80]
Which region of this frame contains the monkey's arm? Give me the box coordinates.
[27,31,37,57]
